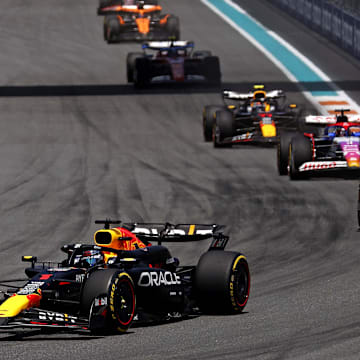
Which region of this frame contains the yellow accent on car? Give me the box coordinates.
[94,229,121,246]
[261,124,276,137]
[188,225,195,235]
[228,105,236,109]
[289,104,297,108]
[253,85,264,90]
[232,255,247,271]
[348,160,360,168]
[0,295,31,317]
[121,258,136,262]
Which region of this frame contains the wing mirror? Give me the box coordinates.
[22,256,37,268]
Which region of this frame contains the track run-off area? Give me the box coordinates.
[0,0,359,359]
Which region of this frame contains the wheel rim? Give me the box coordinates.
[113,278,135,326]
[233,261,250,308]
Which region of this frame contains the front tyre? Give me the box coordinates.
[278,132,295,175]
[289,134,312,180]
[213,110,234,148]
[202,105,225,142]
[81,269,136,333]
[195,251,250,314]
[108,272,136,332]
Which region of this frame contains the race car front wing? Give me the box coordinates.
[0,308,89,332]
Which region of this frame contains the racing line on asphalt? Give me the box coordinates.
[202,0,360,115]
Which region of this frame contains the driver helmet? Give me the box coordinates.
[335,127,346,137]
[74,250,104,268]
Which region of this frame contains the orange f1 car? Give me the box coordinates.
[98,0,180,43]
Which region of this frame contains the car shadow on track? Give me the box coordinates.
[0,81,358,97]
[0,330,134,341]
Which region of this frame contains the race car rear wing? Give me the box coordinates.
[142,41,194,51]
[305,115,360,124]
[123,222,228,249]
[223,89,285,101]
[98,4,161,15]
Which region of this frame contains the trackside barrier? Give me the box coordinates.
[268,0,360,59]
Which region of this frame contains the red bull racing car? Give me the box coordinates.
[202,86,300,147]
[127,41,221,88]
[98,0,180,43]
[0,220,250,334]
[277,110,360,179]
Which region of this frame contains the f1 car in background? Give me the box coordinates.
[202,85,300,147]
[98,0,180,43]
[127,41,221,88]
[0,220,250,335]
[277,110,360,179]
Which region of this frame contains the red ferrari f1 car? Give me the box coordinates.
[0,220,250,334]
[127,41,221,87]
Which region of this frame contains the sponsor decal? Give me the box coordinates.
[94,297,107,307]
[18,282,44,295]
[76,274,85,283]
[39,311,77,323]
[138,271,181,287]
[232,133,253,142]
[48,268,73,272]
[299,161,347,171]
[132,227,213,236]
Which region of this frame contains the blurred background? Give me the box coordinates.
[328,0,360,13]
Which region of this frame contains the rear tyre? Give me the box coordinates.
[277,132,295,175]
[166,16,180,40]
[202,105,226,142]
[127,52,144,83]
[203,56,221,85]
[195,251,250,314]
[134,57,151,88]
[289,134,312,180]
[105,15,121,43]
[213,110,234,148]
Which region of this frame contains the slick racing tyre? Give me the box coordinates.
[277,131,295,175]
[105,15,121,44]
[81,269,136,333]
[202,105,225,142]
[107,272,136,332]
[127,52,144,83]
[166,16,180,40]
[134,57,151,88]
[213,110,234,148]
[289,134,312,180]
[195,251,250,314]
[203,56,221,85]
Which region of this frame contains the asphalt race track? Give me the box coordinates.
[0,0,360,359]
